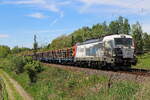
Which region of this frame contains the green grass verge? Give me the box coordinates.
[133,52,150,69]
[5,66,140,100]
[0,78,8,100]
[0,70,23,100]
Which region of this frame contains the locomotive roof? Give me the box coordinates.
[76,34,132,45]
[103,34,132,41]
[76,38,103,45]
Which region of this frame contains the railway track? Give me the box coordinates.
[43,63,150,77]
[120,68,150,77]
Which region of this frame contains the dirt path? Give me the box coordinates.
[1,78,14,100]
[0,71,15,100]
[0,70,33,100]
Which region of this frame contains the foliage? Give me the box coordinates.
[109,21,119,34]
[107,81,139,100]
[11,46,30,54]
[4,65,142,100]
[24,56,33,63]
[0,78,8,100]
[0,45,10,58]
[0,58,16,71]
[10,56,26,74]
[25,61,43,83]
[132,22,144,53]
[0,55,43,83]
[49,35,72,50]
[0,70,23,100]
[0,56,27,74]
[143,32,150,51]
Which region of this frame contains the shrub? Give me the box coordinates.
[0,58,15,71]
[13,56,26,74]
[23,56,33,64]
[25,61,43,83]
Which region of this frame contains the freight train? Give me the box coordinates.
[32,34,137,69]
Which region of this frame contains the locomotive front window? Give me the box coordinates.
[115,38,132,46]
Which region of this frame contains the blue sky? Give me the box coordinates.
[0,0,150,48]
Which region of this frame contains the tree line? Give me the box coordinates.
[48,16,150,53]
[0,45,30,58]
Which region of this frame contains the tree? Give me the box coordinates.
[72,27,91,43]
[91,23,108,38]
[0,45,10,58]
[11,56,26,74]
[109,16,130,35]
[102,21,109,34]
[49,35,72,50]
[131,22,144,54]
[143,32,150,51]
[109,21,119,34]
[123,18,130,34]
[11,46,30,54]
[25,61,43,83]
[118,16,124,34]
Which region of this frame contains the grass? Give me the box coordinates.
[0,78,8,100]
[0,70,23,100]
[5,65,141,100]
[1,53,150,100]
[133,52,150,69]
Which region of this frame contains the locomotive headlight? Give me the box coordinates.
[112,51,116,56]
[112,53,116,57]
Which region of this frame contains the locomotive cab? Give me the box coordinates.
[103,34,137,66]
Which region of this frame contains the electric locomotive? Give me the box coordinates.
[74,34,137,67]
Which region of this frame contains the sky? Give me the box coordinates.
[0,0,150,48]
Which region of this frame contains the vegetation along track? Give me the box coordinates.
[43,63,150,77]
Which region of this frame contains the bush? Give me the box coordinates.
[25,61,43,83]
[23,56,33,64]
[0,45,10,58]
[0,55,43,83]
[0,58,15,71]
[10,56,26,74]
[0,56,34,74]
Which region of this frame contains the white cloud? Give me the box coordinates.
[78,0,150,14]
[1,0,71,25]
[27,12,47,19]
[1,0,71,14]
[0,34,9,38]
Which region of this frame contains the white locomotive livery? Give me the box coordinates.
[75,34,136,66]
[33,34,137,69]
